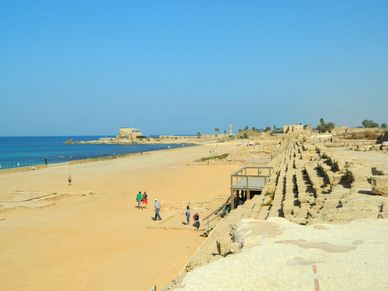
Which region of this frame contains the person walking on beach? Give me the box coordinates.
[185,206,190,225]
[68,174,72,185]
[136,191,142,209]
[154,199,162,220]
[142,192,148,209]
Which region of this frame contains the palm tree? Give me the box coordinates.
[214,128,220,136]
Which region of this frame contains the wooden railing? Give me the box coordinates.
[231,166,273,177]
[230,166,273,209]
[203,196,231,232]
[231,166,272,190]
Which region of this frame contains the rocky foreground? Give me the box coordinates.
[177,217,388,290]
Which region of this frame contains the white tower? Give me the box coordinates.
[229,124,233,135]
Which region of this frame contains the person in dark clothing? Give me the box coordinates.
[193,213,200,229]
[185,206,190,225]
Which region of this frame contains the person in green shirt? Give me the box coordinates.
[136,191,142,209]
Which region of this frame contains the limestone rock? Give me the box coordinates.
[371,176,388,196]
[177,218,388,291]
[229,242,241,254]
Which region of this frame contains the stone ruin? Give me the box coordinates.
[164,136,388,288]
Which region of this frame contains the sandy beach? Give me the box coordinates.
[0,143,239,290]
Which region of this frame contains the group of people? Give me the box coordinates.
[135,191,162,220]
[185,206,200,229]
[136,191,148,209]
[135,193,200,228]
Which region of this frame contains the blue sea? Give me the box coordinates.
[0,136,184,170]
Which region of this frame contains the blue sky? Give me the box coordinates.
[1,0,387,136]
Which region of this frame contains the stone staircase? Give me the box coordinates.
[229,139,388,225]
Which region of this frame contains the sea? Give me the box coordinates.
[0,136,184,170]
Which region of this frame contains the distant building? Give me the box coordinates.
[283,124,305,134]
[229,124,233,135]
[117,128,142,140]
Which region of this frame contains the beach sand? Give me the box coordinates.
[0,143,239,290]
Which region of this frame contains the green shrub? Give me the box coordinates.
[362,119,379,128]
[316,118,335,133]
[197,153,229,162]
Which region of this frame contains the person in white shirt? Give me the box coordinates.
[154,199,162,220]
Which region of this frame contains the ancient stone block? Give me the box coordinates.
[371,176,388,197]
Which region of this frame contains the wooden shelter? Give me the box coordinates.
[230,166,272,209]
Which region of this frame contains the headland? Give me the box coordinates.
[72,127,234,145]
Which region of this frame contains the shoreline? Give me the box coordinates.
[0,143,197,175]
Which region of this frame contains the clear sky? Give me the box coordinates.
[1,0,387,136]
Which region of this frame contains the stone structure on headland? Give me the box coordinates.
[74,127,234,145]
[117,127,142,140]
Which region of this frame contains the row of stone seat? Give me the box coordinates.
[272,142,328,224]
[233,140,343,225]
[268,143,303,219]
[245,140,387,225]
